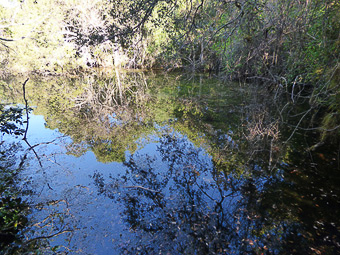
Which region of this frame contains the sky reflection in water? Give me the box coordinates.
[2,73,339,254]
[23,113,243,254]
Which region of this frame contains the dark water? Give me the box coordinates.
[1,71,339,254]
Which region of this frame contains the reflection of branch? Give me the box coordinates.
[123,185,160,193]
[24,228,73,244]
[28,138,60,150]
[195,179,234,206]
[284,107,313,144]
[22,78,43,168]
[18,138,61,170]
[22,78,29,140]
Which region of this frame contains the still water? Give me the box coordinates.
[1,71,339,254]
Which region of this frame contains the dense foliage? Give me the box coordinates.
[0,105,28,253]
[1,0,338,75]
[1,0,339,139]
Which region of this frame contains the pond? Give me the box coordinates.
[1,71,339,254]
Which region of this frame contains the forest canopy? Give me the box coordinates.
[0,0,338,75]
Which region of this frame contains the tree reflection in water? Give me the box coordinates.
[1,73,339,254]
[94,130,238,254]
[93,126,340,254]
[91,130,260,254]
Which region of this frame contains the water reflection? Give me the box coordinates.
[0,72,339,254]
[93,129,340,254]
[93,130,238,254]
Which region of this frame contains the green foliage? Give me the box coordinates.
[0,104,25,136]
[0,0,339,143]
[0,104,26,251]
[0,0,338,76]
[0,196,28,248]
[0,140,30,253]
